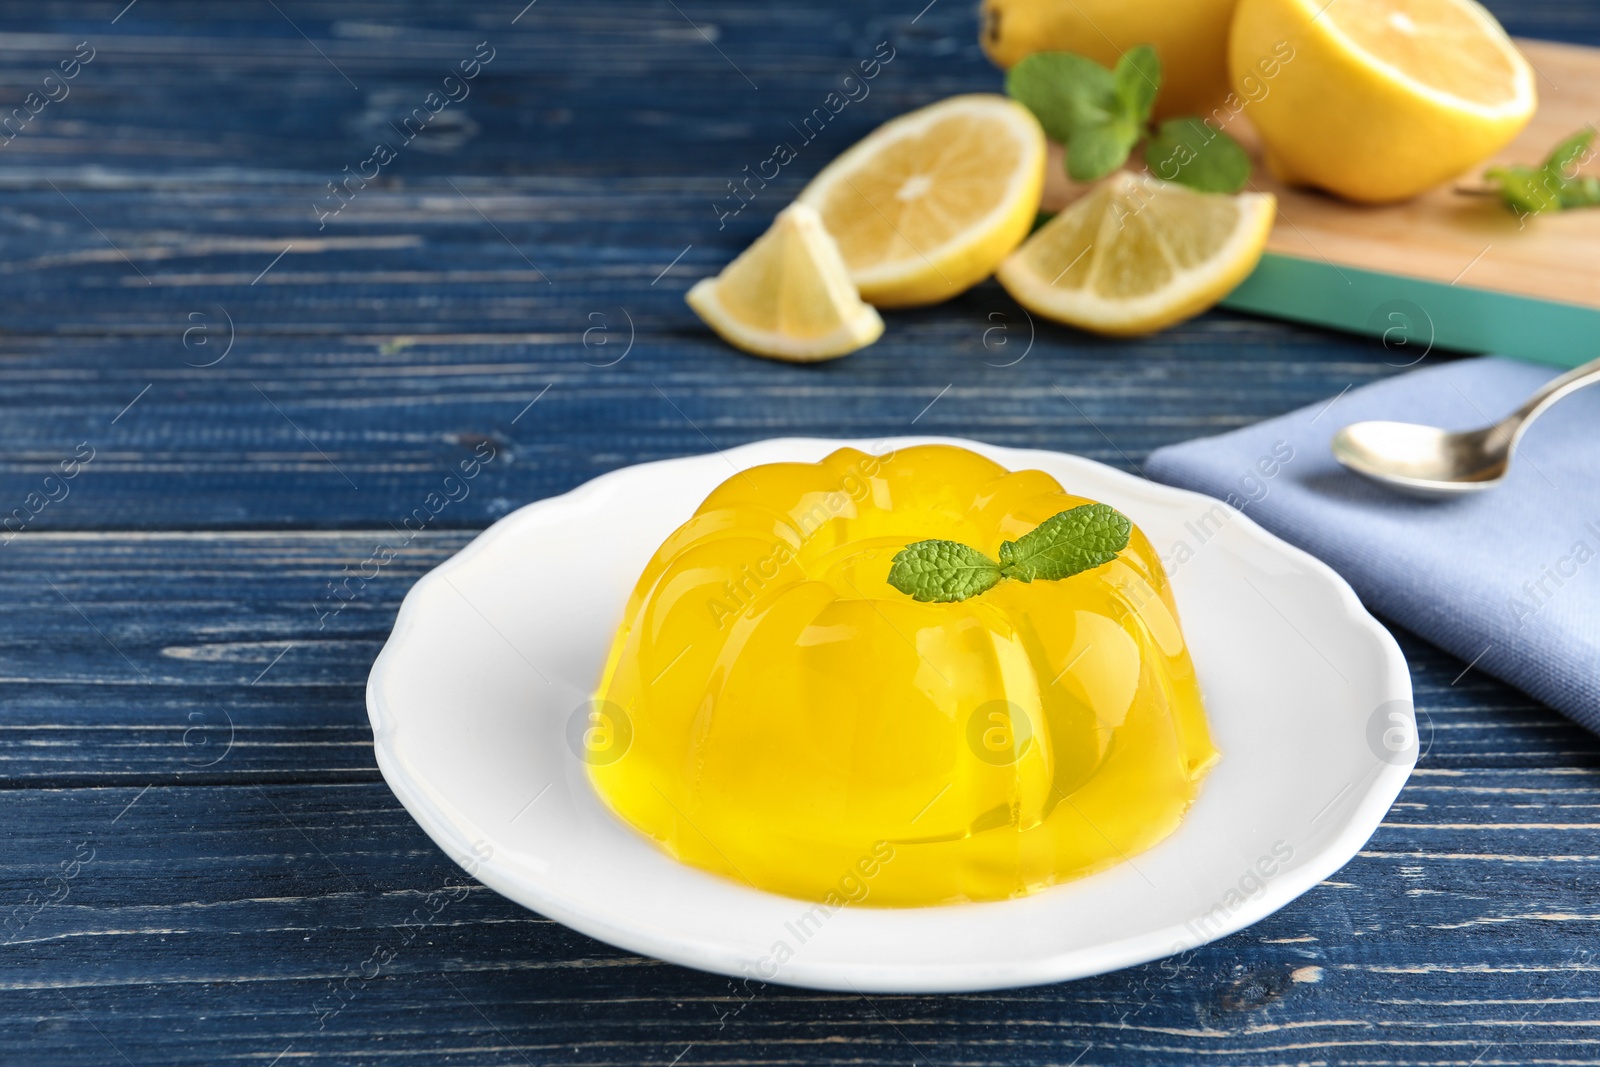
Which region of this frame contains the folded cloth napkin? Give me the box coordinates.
[1145,355,1600,736]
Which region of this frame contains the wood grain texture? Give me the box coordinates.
[2,0,1598,1064]
[0,323,1397,530]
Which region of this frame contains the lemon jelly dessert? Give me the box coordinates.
[586,444,1219,906]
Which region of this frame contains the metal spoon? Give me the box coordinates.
[1331,355,1600,497]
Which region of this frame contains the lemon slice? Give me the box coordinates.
[686,203,884,362]
[796,94,1045,308]
[996,174,1275,336]
[1231,0,1535,202]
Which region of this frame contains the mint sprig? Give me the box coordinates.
[1006,46,1249,193]
[886,540,1003,603]
[1485,127,1600,216]
[887,503,1132,603]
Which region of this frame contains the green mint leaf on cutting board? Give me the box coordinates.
[1485,164,1561,214]
[1112,44,1161,128]
[1558,175,1600,209]
[1007,50,1145,181]
[1145,117,1252,193]
[1005,51,1119,146]
[1549,128,1600,208]
[1069,120,1140,182]
[997,503,1132,583]
[887,540,1003,603]
[1486,127,1599,215]
[1007,44,1253,192]
[887,504,1133,603]
[1058,46,1162,182]
[1544,128,1595,175]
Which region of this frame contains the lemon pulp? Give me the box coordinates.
[997,174,1276,336]
[587,445,1219,907]
[685,203,883,362]
[797,95,1045,308]
[1326,0,1525,107]
[1230,0,1534,202]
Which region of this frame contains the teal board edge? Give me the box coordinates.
[1220,252,1595,369]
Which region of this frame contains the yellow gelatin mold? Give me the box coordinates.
[585,444,1219,907]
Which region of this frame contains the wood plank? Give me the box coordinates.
[0,324,1404,531]
[0,1,988,182]
[0,532,469,786]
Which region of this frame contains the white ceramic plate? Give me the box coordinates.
[367,437,1415,993]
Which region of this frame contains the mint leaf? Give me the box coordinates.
[1145,117,1251,193]
[1487,127,1598,215]
[888,540,1003,603]
[1543,128,1594,177]
[1559,175,1600,208]
[1487,164,1561,214]
[1068,119,1139,181]
[998,503,1131,583]
[1545,129,1600,208]
[1005,51,1118,146]
[1113,45,1161,128]
[1007,46,1168,186]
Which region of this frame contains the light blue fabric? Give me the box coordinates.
[1144,355,1600,735]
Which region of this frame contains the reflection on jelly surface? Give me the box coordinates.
[587,445,1219,907]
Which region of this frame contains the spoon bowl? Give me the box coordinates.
[1331,356,1600,497]
[1331,420,1509,497]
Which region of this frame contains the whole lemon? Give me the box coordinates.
[981,0,1239,118]
[1230,0,1535,203]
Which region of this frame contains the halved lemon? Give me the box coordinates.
[797,94,1046,308]
[996,173,1275,336]
[686,203,884,362]
[1231,0,1535,202]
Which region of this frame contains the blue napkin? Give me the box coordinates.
[1144,355,1600,736]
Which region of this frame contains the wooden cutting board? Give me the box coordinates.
[1040,38,1600,368]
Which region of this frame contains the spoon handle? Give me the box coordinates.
[1508,354,1600,427]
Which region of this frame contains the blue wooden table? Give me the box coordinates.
[4,2,1598,1063]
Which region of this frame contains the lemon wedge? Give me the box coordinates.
[797,94,1046,308]
[686,203,884,362]
[1231,0,1535,203]
[996,173,1275,336]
